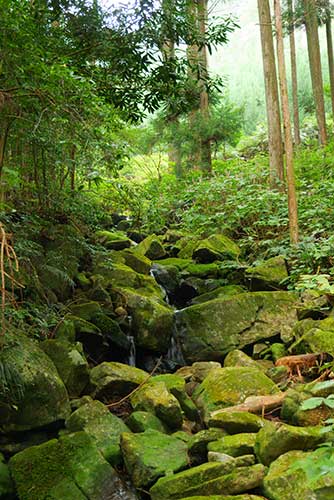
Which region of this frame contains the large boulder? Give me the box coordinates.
[94,230,132,250]
[263,450,334,500]
[175,291,298,363]
[9,432,137,500]
[149,462,266,499]
[208,433,257,457]
[89,362,147,401]
[208,410,265,434]
[121,430,188,488]
[0,331,70,433]
[193,367,280,421]
[245,256,288,290]
[135,235,166,260]
[126,411,167,434]
[255,421,330,465]
[64,399,129,465]
[40,340,89,397]
[192,234,240,263]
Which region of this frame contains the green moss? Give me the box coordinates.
[154,258,192,270]
[183,263,220,278]
[126,411,167,433]
[152,374,199,421]
[208,410,265,434]
[192,234,240,263]
[121,430,188,488]
[135,234,166,260]
[223,350,263,369]
[191,285,246,305]
[208,433,257,457]
[245,256,288,288]
[69,302,102,322]
[188,429,227,465]
[121,249,152,274]
[90,361,147,400]
[95,230,131,250]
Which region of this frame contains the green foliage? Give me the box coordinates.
[289,444,334,487]
[300,395,334,411]
[295,275,334,295]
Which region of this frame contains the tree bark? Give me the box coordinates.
[326,6,334,126]
[303,0,327,145]
[257,0,284,186]
[274,0,299,245]
[288,0,301,146]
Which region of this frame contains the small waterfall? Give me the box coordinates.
[166,315,186,367]
[127,335,136,366]
[150,267,169,303]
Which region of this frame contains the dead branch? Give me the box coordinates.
[210,393,287,418]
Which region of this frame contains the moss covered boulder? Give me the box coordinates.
[192,234,240,263]
[135,234,166,260]
[208,433,257,457]
[40,340,89,397]
[121,429,188,488]
[126,411,167,433]
[131,381,183,430]
[188,429,227,465]
[121,248,152,274]
[255,421,330,465]
[89,362,147,400]
[0,453,14,499]
[0,331,70,433]
[263,450,334,500]
[95,230,132,250]
[176,291,298,363]
[9,432,137,500]
[149,462,266,499]
[223,350,263,369]
[245,256,288,290]
[64,399,129,465]
[208,410,265,434]
[151,374,199,421]
[281,384,334,426]
[191,285,246,305]
[193,367,280,421]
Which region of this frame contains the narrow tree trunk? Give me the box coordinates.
[303,0,327,145]
[288,0,301,145]
[70,144,76,191]
[198,0,212,174]
[257,0,284,186]
[326,7,334,125]
[274,0,299,244]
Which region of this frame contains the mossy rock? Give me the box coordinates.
[89,362,147,401]
[180,496,266,500]
[188,429,227,465]
[192,234,241,263]
[255,421,330,465]
[0,331,70,433]
[121,249,152,274]
[69,301,102,322]
[191,285,246,305]
[208,433,257,457]
[131,381,183,430]
[54,318,76,343]
[121,429,189,488]
[135,234,166,260]
[90,312,130,350]
[245,256,288,290]
[9,432,136,500]
[281,388,334,426]
[193,367,280,422]
[223,350,263,369]
[40,340,89,397]
[149,462,266,500]
[263,450,334,500]
[191,361,222,383]
[64,399,129,465]
[208,411,265,434]
[0,453,14,499]
[291,327,334,356]
[95,230,132,250]
[152,374,199,421]
[182,263,220,279]
[153,258,192,271]
[175,291,298,363]
[126,411,167,433]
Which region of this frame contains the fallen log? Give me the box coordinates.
[210,393,287,418]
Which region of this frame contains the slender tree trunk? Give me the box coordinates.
[303,0,327,145]
[288,0,301,145]
[198,0,212,174]
[274,0,299,244]
[70,144,76,191]
[257,0,284,186]
[326,6,334,125]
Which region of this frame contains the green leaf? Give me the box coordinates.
[300,397,325,410]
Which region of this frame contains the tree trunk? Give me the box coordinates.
[198,0,212,174]
[326,5,334,126]
[288,0,301,146]
[274,0,299,244]
[303,0,327,145]
[257,0,284,186]
[70,144,76,191]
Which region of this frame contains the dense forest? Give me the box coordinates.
[2,0,334,498]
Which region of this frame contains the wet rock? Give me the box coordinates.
[193,367,280,421]
[255,421,330,465]
[176,291,298,363]
[208,433,257,457]
[149,462,266,499]
[89,362,147,400]
[245,256,288,290]
[0,330,70,433]
[64,399,129,465]
[40,340,89,398]
[191,285,246,305]
[121,429,188,488]
[9,432,137,500]
[208,411,265,434]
